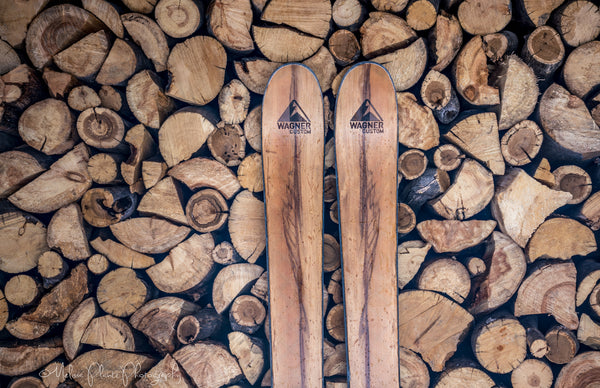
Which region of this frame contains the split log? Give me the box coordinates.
[1,65,45,135]
[136,354,194,388]
[253,25,323,63]
[553,165,592,204]
[514,261,578,330]
[91,236,156,268]
[82,0,124,38]
[81,315,145,352]
[491,168,572,247]
[155,0,202,38]
[563,41,600,99]
[511,359,553,388]
[372,38,427,91]
[398,149,427,180]
[436,365,495,388]
[110,217,190,254]
[96,39,143,86]
[230,295,265,335]
[472,314,527,374]
[433,144,463,171]
[397,240,431,289]
[208,122,246,166]
[244,106,262,152]
[521,26,564,80]
[141,158,167,188]
[302,46,337,92]
[552,0,600,47]
[228,190,266,263]
[97,267,148,317]
[0,338,63,376]
[63,297,98,360]
[397,92,440,150]
[418,258,470,303]
[122,13,168,72]
[587,283,600,318]
[81,186,137,227]
[483,31,518,62]
[332,0,366,30]
[328,29,361,66]
[514,0,564,27]
[0,40,20,75]
[0,0,49,48]
[417,219,496,253]
[526,217,596,262]
[37,251,67,288]
[68,85,101,111]
[213,263,264,314]
[457,0,511,35]
[260,0,331,39]
[208,0,253,53]
[533,158,555,187]
[545,325,579,365]
[47,203,90,261]
[53,30,111,80]
[470,231,527,315]
[420,70,459,124]
[146,233,215,294]
[429,12,462,72]
[578,314,600,350]
[323,343,347,377]
[359,12,416,59]
[87,153,125,184]
[494,55,538,130]
[138,177,187,225]
[87,253,109,275]
[234,58,280,95]
[42,69,77,99]
[174,342,243,388]
[429,159,495,220]
[228,331,266,385]
[4,274,39,307]
[0,148,51,198]
[576,260,600,307]
[126,70,174,129]
[501,120,543,166]
[399,347,430,388]
[328,268,344,304]
[454,36,500,106]
[445,113,504,175]
[98,85,124,112]
[9,143,91,213]
[18,98,75,155]
[0,207,49,273]
[177,307,222,344]
[398,290,474,372]
[326,303,345,342]
[555,351,600,387]
[76,107,125,150]
[169,157,241,199]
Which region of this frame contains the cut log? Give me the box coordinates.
[121,13,168,72]
[397,240,431,289]
[18,98,75,155]
[127,70,174,129]
[136,354,194,388]
[141,158,167,189]
[526,217,596,262]
[53,30,111,80]
[494,55,538,130]
[253,25,323,63]
[372,38,427,92]
[465,257,486,277]
[406,0,439,31]
[261,0,331,39]
[88,153,124,184]
[87,253,109,275]
[47,203,90,261]
[433,144,463,171]
[332,0,366,30]
[553,165,592,205]
[445,113,504,175]
[234,58,280,95]
[552,0,600,47]
[470,231,527,315]
[68,85,101,112]
[37,251,67,288]
[545,325,579,364]
[483,31,518,62]
[0,338,63,376]
[397,92,440,150]
[169,157,241,199]
[302,46,337,92]
[25,4,103,69]
[323,233,341,272]
[359,12,416,59]
[229,294,265,335]
[458,0,511,35]
[97,267,148,318]
[4,274,39,307]
[0,149,50,199]
[9,376,45,388]
[418,258,470,303]
[399,347,430,388]
[454,36,500,106]
[212,240,241,265]
[207,0,253,53]
[578,314,600,350]
[501,120,543,166]
[514,261,578,330]
[0,40,20,75]
[533,158,555,187]
[0,0,49,48]
[491,168,572,247]
[184,189,228,233]
[177,308,222,344]
[82,0,124,38]
[238,153,264,193]
[429,159,495,220]
[472,314,527,374]
[514,0,564,27]
[63,297,97,360]
[371,0,409,12]
[98,87,127,116]
[0,207,49,273]
[563,41,600,100]
[1,65,46,136]
[207,123,246,167]
[326,303,345,342]
[555,351,600,387]
[76,107,125,150]
[324,174,338,203]
[323,343,347,377]
[9,143,91,213]
[521,26,564,80]
[228,190,265,263]
[580,191,600,231]
[398,149,428,180]
[429,12,462,72]
[397,203,416,235]
[218,81,250,126]
[328,29,360,66]
[244,106,262,152]
[121,124,156,185]
[511,359,553,388]
[90,236,155,269]
[420,70,460,124]
[398,290,474,372]
[110,217,190,254]
[417,219,496,253]
[96,39,143,86]
[81,186,137,227]
[523,316,549,359]
[174,342,243,388]
[436,365,495,388]
[327,268,343,304]
[400,168,450,211]
[212,263,264,314]
[81,315,144,352]
[228,331,266,385]
[576,260,600,307]
[155,0,202,38]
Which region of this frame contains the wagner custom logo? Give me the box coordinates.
[350,99,384,133]
[277,100,311,134]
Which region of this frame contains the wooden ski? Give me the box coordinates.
[335,62,400,387]
[262,63,325,388]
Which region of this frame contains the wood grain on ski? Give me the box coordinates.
[262,63,324,388]
[335,62,400,387]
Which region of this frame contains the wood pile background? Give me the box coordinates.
[1,0,600,386]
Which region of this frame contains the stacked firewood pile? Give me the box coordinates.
[1,0,600,386]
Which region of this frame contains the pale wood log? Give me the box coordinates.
[552,0,600,47]
[491,168,572,247]
[82,0,124,38]
[234,58,280,95]
[127,70,174,129]
[253,25,324,63]
[514,0,565,26]
[67,349,155,388]
[454,36,500,106]
[406,0,439,31]
[515,261,578,330]
[371,0,409,12]
[9,143,91,213]
[0,338,63,376]
[418,258,470,303]
[42,68,78,99]
[238,153,264,193]
[53,30,111,80]
[325,137,335,170]
[397,240,431,289]
[532,159,555,190]
[323,233,341,272]
[458,0,512,35]
[98,85,124,112]
[465,257,486,277]
[96,39,143,86]
[174,342,243,388]
[470,231,527,315]
[167,36,228,106]
[121,13,168,72]
[229,331,266,385]
[9,375,48,388]
[68,85,101,111]
[97,267,148,317]
[545,325,579,364]
[251,271,269,302]
[397,202,416,235]
[208,0,253,53]
[141,158,166,188]
[0,0,49,48]
[262,370,273,387]
[185,189,228,233]
[323,343,347,377]
[244,106,262,152]
[169,157,241,199]
[576,260,600,307]
[494,55,539,130]
[472,314,527,374]
[25,5,103,69]
[332,0,366,30]
[135,354,194,388]
[417,219,496,253]
[137,177,186,224]
[90,236,155,269]
[87,253,109,275]
[433,144,463,171]
[110,217,190,254]
[420,70,460,124]
[261,0,331,39]
[328,268,343,304]
[63,297,98,360]
[229,295,265,335]
[580,191,600,231]
[212,263,264,314]
[228,190,265,262]
[146,233,215,294]
[155,0,202,38]
[302,46,337,92]
[523,316,549,358]
[328,29,360,66]
[436,365,495,388]
[430,159,494,220]
[331,66,351,97]
[88,153,125,184]
[588,283,600,318]
[47,203,90,261]
[397,92,439,150]
[511,359,553,388]
[177,308,222,344]
[521,26,565,79]
[0,148,51,198]
[555,351,600,387]
[7,264,88,340]
[482,31,518,62]
[399,347,430,388]
[564,41,600,99]
[18,98,75,155]
[398,149,427,180]
[372,38,427,91]
[81,186,137,227]
[326,303,345,342]
[81,315,145,351]
[0,206,49,273]
[578,313,600,350]
[359,12,416,59]
[324,174,337,203]
[38,251,67,288]
[429,12,462,72]
[400,168,449,210]
[4,274,39,307]
[1,65,45,136]
[501,120,543,166]
[398,290,474,372]
[526,217,596,262]
[218,80,251,125]
[213,240,242,265]
[0,39,20,75]
[121,124,156,185]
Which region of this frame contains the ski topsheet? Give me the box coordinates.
[335,62,400,387]
[262,63,324,388]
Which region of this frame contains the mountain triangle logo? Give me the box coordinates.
[277,100,311,134]
[350,99,384,133]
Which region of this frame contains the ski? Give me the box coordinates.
[334,62,400,387]
[262,63,325,388]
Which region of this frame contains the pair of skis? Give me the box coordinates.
[263,63,399,387]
